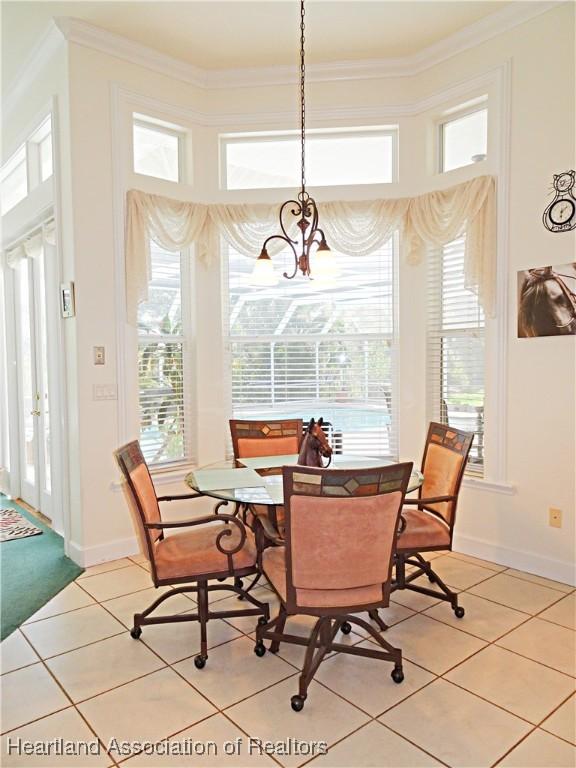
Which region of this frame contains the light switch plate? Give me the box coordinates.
[93,384,117,401]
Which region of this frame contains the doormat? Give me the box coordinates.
[1,508,43,541]
[0,495,84,640]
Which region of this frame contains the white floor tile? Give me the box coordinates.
[0,707,110,767]
[141,616,241,665]
[0,663,69,734]
[78,566,152,602]
[504,569,574,593]
[77,559,134,579]
[307,720,442,767]
[538,593,576,630]
[315,644,435,716]
[496,618,576,676]
[380,678,531,768]
[423,593,529,641]
[541,694,576,744]
[175,636,295,709]
[21,605,124,659]
[497,728,576,767]
[445,645,575,724]
[0,631,39,674]
[101,587,196,628]
[123,713,276,767]
[46,633,164,702]
[78,667,216,750]
[24,583,95,624]
[376,613,486,674]
[424,555,496,589]
[226,678,370,768]
[470,574,568,614]
[447,551,507,572]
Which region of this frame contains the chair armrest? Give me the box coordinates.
[404,495,456,506]
[144,514,248,556]
[157,493,203,502]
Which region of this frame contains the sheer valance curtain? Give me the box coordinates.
[125,175,496,323]
[5,220,57,268]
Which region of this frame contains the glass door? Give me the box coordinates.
[14,248,53,519]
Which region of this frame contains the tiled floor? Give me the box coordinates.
[1,552,575,768]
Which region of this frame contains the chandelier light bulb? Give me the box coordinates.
[251,250,278,286]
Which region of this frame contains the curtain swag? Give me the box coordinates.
[5,220,56,269]
[125,174,496,323]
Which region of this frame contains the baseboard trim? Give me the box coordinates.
[453,533,575,586]
[67,536,140,568]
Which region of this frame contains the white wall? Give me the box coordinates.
[3,4,575,580]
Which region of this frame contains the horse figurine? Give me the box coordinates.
[298,417,333,467]
[518,266,576,337]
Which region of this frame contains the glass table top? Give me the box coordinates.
[185,454,423,506]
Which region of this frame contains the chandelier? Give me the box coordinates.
[251,0,338,286]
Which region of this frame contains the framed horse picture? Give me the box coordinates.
[518,263,576,337]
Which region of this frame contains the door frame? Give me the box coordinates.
[1,98,70,544]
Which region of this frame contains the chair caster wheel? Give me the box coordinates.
[258,616,268,627]
[454,606,465,618]
[340,621,352,635]
[291,695,305,712]
[254,642,266,657]
[235,578,243,588]
[391,666,404,684]
[130,627,142,639]
[194,655,207,669]
[428,574,436,583]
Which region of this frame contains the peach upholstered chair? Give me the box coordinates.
[254,461,413,711]
[115,441,269,668]
[393,422,474,617]
[229,418,303,532]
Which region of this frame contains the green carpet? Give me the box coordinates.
[1,495,84,640]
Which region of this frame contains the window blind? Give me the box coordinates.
[137,242,191,466]
[427,237,485,473]
[224,239,398,458]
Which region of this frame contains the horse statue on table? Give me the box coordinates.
[298,417,333,467]
[518,266,576,337]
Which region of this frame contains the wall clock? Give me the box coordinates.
[543,171,576,232]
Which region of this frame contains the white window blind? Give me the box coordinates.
[427,237,485,473]
[137,242,192,466]
[224,240,398,458]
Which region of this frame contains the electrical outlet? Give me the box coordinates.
[549,508,562,528]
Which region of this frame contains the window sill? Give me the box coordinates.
[462,476,516,495]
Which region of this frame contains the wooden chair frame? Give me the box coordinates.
[115,442,269,669]
[255,462,413,711]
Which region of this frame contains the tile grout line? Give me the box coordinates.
[2,632,123,767]
[4,555,574,768]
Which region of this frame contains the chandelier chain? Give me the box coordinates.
[300,0,306,197]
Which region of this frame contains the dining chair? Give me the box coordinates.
[228,418,303,530]
[393,422,474,617]
[114,441,269,669]
[254,461,413,711]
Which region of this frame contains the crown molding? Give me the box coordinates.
[56,1,557,89]
[2,21,65,119]
[3,0,561,116]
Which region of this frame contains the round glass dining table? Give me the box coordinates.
[185,454,423,509]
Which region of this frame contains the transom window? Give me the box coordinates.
[133,114,182,183]
[224,240,398,458]
[1,115,54,215]
[221,128,397,190]
[440,104,488,173]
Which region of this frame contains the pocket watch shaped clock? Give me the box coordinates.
[543,171,576,232]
